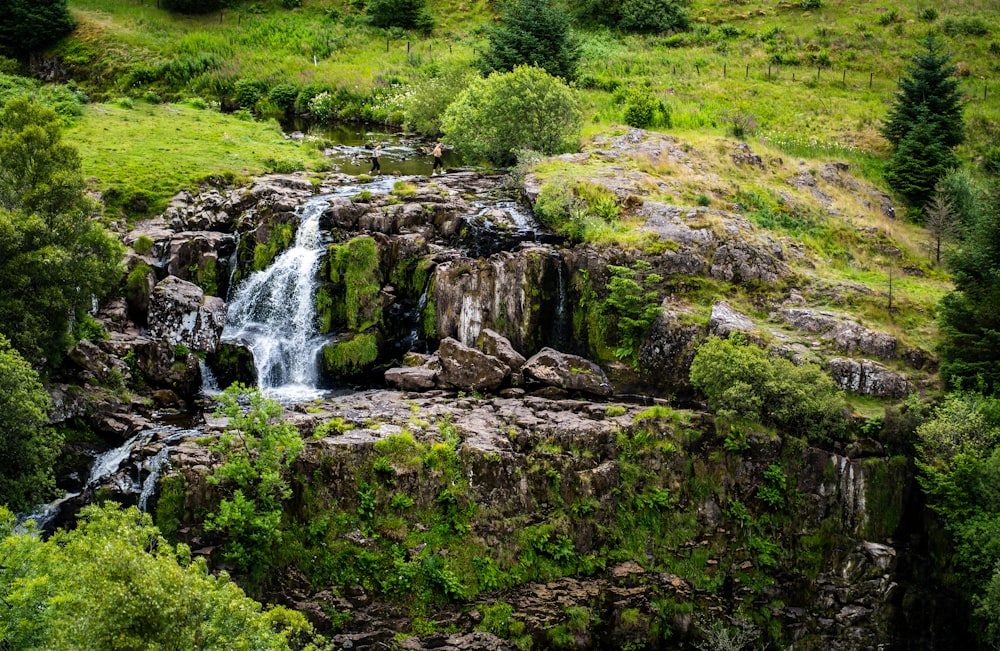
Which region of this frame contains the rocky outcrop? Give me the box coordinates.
[828,357,913,398]
[522,348,613,397]
[437,338,510,392]
[637,300,704,393]
[708,300,755,338]
[147,276,227,353]
[778,308,898,361]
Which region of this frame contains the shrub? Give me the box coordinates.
[689,335,848,443]
[442,65,581,166]
[268,83,299,112]
[234,78,269,111]
[405,59,476,137]
[619,0,689,34]
[622,86,658,128]
[941,15,991,37]
[308,91,338,122]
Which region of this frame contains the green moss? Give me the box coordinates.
[422,296,437,340]
[328,236,382,331]
[862,455,909,540]
[154,474,187,539]
[323,333,379,376]
[253,221,295,271]
[190,255,218,296]
[125,263,153,311]
[315,285,334,334]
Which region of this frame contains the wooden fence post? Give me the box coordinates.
[724,62,727,78]
[869,72,873,89]
[745,63,749,79]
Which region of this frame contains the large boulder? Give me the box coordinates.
[522,348,613,397]
[476,328,526,372]
[166,231,237,299]
[147,276,227,353]
[636,300,703,393]
[828,357,912,398]
[132,339,203,397]
[436,338,509,392]
[708,300,755,338]
[385,365,438,392]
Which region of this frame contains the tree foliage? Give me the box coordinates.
[479,0,580,81]
[160,0,226,14]
[938,184,1000,394]
[0,97,124,366]
[0,0,75,57]
[405,59,477,137]
[0,333,58,513]
[0,503,311,650]
[366,0,430,30]
[915,392,1000,646]
[571,0,688,32]
[441,65,581,166]
[689,335,849,443]
[881,36,964,209]
[205,385,304,586]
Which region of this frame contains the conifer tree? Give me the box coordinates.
[0,0,75,57]
[479,0,580,81]
[881,36,964,209]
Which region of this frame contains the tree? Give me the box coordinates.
[924,187,957,264]
[881,36,964,209]
[914,392,1000,646]
[0,0,75,57]
[883,105,958,209]
[479,0,579,81]
[0,333,58,512]
[0,503,312,650]
[0,97,124,366]
[937,185,1000,394]
[366,0,430,30]
[405,58,477,137]
[160,0,226,14]
[441,65,581,166]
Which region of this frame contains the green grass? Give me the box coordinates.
[64,100,327,216]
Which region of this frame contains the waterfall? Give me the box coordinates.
[222,196,330,401]
[404,274,433,354]
[549,251,571,350]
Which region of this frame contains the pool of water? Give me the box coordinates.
[291,123,465,177]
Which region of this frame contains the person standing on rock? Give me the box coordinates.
[370,144,382,176]
[431,142,444,175]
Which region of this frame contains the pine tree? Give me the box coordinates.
[938,185,1000,394]
[479,0,580,81]
[881,36,964,209]
[924,188,957,264]
[883,105,958,209]
[0,0,75,57]
[882,36,964,149]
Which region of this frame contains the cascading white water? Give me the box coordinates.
[222,196,330,401]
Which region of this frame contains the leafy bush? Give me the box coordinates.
[600,261,662,367]
[0,334,58,512]
[442,65,581,166]
[205,385,305,586]
[405,59,476,137]
[619,0,689,34]
[234,78,268,111]
[941,15,991,37]
[308,91,337,122]
[268,83,299,112]
[689,335,849,443]
[622,86,658,128]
